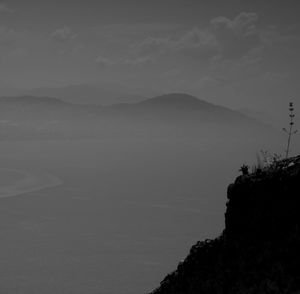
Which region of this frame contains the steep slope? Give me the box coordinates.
[150,155,300,294]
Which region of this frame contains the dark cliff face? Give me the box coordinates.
[150,155,300,294]
[225,155,300,240]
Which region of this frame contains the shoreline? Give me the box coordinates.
[0,168,63,199]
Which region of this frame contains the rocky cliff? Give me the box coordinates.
[150,155,300,294]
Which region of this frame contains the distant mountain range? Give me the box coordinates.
[25,83,151,105]
[0,93,272,140]
[110,93,257,123]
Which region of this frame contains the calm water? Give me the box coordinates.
[0,137,281,294]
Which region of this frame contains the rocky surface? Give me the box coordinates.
[150,155,300,294]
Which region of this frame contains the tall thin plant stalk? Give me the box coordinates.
[283,102,297,158]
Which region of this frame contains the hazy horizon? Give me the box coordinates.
[1,1,300,115]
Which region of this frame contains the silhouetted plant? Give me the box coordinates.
[260,150,282,169]
[256,152,264,169]
[251,164,261,175]
[255,166,262,176]
[283,102,297,158]
[239,164,249,175]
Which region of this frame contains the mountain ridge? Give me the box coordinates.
[137,93,208,107]
[0,93,253,119]
[25,83,148,105]
[0,93,273,139]
[0,95,69,106]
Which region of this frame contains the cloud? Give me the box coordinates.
[174,28,219,58]
[90,12,300,95]
[95,55,154,68]
[51,26,76,41]
[160,69,181,79]
[0,26,27,59]
[134,13,260,63]
[92,23,183,41]
[0,2,14,13]
[136,37,171,57]
[124,56,154,66]
[211,12,258,36]
[135,28,218,61]
[210,12,260,59]
[9,47,27,58]
[90,14,262,73]
[95,56,116,67]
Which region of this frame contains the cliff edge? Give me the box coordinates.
[150,155,300,294]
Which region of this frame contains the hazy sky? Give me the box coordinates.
[0,0,300,111]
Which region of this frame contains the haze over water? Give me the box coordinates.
[0,131,283,294]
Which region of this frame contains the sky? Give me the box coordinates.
[0,0,300,114]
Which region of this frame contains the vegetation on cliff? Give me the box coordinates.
[150,155,300,294]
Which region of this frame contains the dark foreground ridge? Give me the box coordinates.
[150,155,300,294]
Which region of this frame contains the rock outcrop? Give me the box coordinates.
[150,155,300,294]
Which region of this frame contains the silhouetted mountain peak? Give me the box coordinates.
[138,93,209,108]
